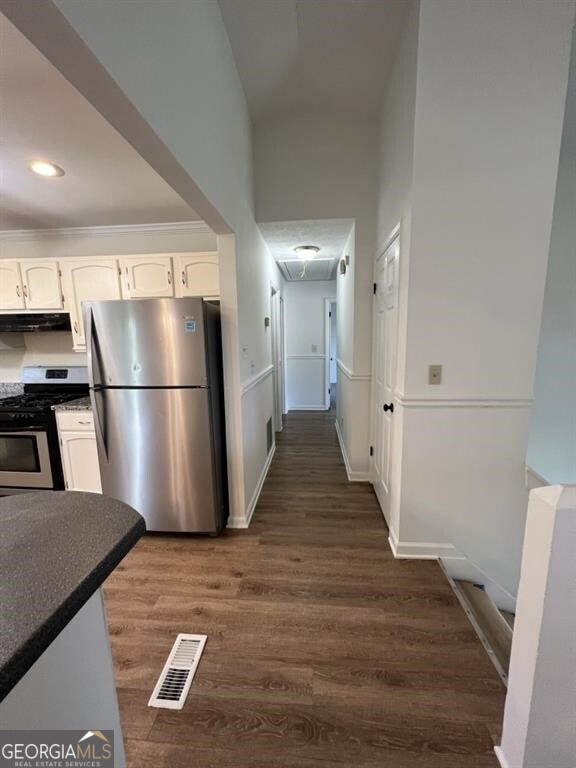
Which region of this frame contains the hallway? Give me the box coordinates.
[103,407,505,767]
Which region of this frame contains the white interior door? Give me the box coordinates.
[280,296,286,415]
[270,288,283,432]
[371,236,400,523]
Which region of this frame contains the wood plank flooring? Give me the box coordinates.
[103,403,505,767]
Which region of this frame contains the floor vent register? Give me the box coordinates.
[148,634,207,710]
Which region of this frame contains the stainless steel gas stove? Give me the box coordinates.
[0,366,88,495]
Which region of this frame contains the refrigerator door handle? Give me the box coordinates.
[85,305,106,389]
[90,388,108,464]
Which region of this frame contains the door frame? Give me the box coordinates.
[369,223,401,523]
[324,298,337,409]
[270,283,284,432]
[323,296,338,411]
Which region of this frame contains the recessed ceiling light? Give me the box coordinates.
[29,160,65,178]
[294,245,320,261]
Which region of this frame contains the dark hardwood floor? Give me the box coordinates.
[103,401,505,767]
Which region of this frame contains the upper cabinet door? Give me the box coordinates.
[175,253,220,298]
[123,255,174,298]
[60,259,122,348]
[21,260,63,309]
[0,262,25,311]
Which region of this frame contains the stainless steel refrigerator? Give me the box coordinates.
[85,298,228,533]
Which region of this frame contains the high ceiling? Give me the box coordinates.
[0,14,199,231]
[219,0,409,122]
[260,218,353,282]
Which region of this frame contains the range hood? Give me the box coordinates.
[0,313,72,333]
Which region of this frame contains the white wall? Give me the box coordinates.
[284,280,335,410]
[0,333,81,382]
[0,225,217,381]
[378,0,575,599]
[43,0,284,526]
[527,27,576,486]
[255,117,377,473]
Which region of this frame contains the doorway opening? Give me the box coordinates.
[270,284,284,432]
[325,299,338,409]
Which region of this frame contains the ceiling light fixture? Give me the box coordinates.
[29,160,65,178]
[294,245,320,261]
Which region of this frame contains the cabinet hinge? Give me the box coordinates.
[373,282,377,295]
[118,267,122,276]
[58,269,62,277]
[369,445,374,457]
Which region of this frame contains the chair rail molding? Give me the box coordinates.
[336,359,371,381]
[241,364,274,396]
[394,392,533,409]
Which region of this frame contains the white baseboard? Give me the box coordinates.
[441,554,517,612]
[334,420,371,481]
[227,444,276,529]
[388,527,459,559]
[494,747,510,768]
[288,404,330,411]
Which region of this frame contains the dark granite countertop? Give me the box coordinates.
[0,492,145,701]
[52,396,92,412]
[0,383,24,399]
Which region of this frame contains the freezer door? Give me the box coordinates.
[92,387,220,532]
[85,298,207,387]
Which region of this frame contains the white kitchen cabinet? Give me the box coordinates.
[175,253,219,298]
[60,258,122,349]
[57,412,101,493]
[20,260,63,309]
[0,261,25,310]
[122,254,175,298]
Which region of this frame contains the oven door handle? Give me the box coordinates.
[90,389,108,464]
[0,426,47,433]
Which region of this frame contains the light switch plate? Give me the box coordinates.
[428,364,442,385]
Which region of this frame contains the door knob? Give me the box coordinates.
[383,402,394,413]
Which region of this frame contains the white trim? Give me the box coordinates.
[525,464,550,490]
[441,554,517,613]
[227,445,276,529]
[288,404,329,411]
[382,222,401,254]
[336,359,371,381]
[335,419,371,481]
[388,528,459,559]
[395,392,533,409]
[442,563,509,687]
[494,747,511,768]
[286,354,326,360]
[0,221,212,242]
[241,364,274,396]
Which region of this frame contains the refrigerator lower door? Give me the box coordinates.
[93,387,219,532]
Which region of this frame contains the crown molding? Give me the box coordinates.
[0,221,212,242]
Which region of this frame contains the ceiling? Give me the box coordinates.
[260,218,353,282]
[0,14,200,231]
[218,0,409,122]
